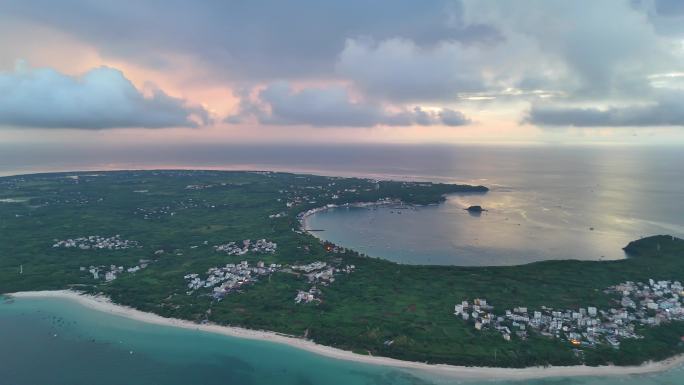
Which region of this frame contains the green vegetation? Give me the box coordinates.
[1,170,683,368]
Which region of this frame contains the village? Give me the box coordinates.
[81,258,152,281]
[134,197,223,220]
[454,279,684,349]
[183,257,356,304]
[289,261,356,304]
[184,260,282,298]
[214,239,277,255]
[52,235,140,250]
[278,178,380,210]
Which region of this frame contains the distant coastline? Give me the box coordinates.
[6,290,684,380]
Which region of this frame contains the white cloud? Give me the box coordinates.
[0,62,209,129]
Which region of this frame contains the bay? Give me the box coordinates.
[301,145,684,265]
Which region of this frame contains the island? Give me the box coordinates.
[466,205,486,213]
[1,170,683,369]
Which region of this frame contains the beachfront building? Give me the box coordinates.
[454,279,684,348]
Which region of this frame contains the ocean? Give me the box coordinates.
[301,145,684,265]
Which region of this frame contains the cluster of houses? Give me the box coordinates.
[184,260,282,298]
[290,261,328,273]
[290,261,356,304]
[291,261,356,284]
[181,258,357,303]
[285,194,318,208]
[134,205,174,219]
[53,235,139,250]
[134,198,221,220]
[608,279,684,326]
[295,287,322,304]
[81,259,151,281]
[454,279,684,349]
[214,239,278,255]
[280,178,380,210]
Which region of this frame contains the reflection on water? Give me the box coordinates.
[306,192,637,265]
[301,146,684,266]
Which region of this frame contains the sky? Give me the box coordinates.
[1,0,684,145]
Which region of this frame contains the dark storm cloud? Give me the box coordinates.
[0,63,209,129]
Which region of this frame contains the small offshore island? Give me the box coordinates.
[2,170,684,371]
[465,205,485,212]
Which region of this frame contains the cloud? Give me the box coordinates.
[463,0,677,99]
[440,108,471,126]
[0,62,209,129]
[227,82,470,127]
[654,0,684,16]
[527,92,684,127]
[635,0,684,37]
[335,0,679,104]
[3,0,684,134]
[336,38,487,102]
[0,0,498,81]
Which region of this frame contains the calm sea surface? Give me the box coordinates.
[3,296,684,385]
[303,145,684,265]
[2,143,684,383]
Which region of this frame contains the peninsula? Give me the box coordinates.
[1,170,683,369]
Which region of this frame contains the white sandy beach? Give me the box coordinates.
[6,290,684,380]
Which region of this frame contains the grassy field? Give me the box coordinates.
[1,170,683,367]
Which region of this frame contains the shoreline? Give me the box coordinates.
[298,198,414,233]
[5,290,684,380]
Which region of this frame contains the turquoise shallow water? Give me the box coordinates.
[0,296,425,385]
[2,296,684,385]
